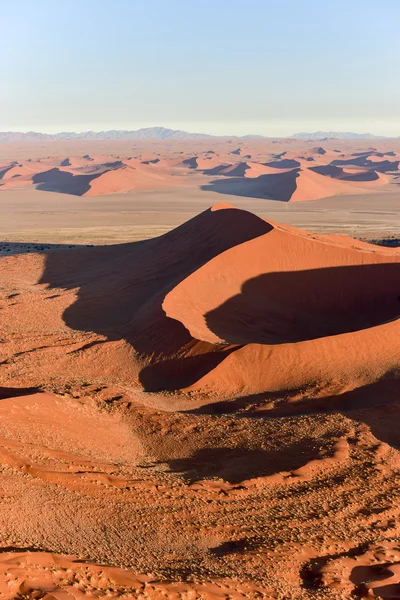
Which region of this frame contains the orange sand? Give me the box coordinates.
[1,139,398,200]
[1,178,400,598]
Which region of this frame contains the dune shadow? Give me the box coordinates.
[331,157,399,172]
[310,165,380,181]
[0,164,16,179]
[341,170,380,182]
[37,213,400,402]
[182,157,198,169]
[215,370,400,433]
[185,374,400,451]
[164,439,320,483]
[264,159,301,168]
[32,168,103,196]
[204,264,400,345]
[0,241,91,256]
[0,386,41,400]
[201,170,299,201]
[312,147,326,155]
[220,163,250,177]
[202,164,233,176]
[139,347,238,392]
[38,208,273,390]
[350,563,400,598]
[309,164,343,177]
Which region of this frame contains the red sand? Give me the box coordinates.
[1,200,400,598]
[1,202,399,403]
[1,140,398,200]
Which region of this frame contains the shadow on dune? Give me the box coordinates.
[202,164,234,176]
[201,170,299,201]
[0,241,91,256]
[309,165,380,181]
[203,264,400,345]
[312,147,326,155]
[182,157,198,169]
[0,386,41,399]
[37,209,400,401]
[331,157,400,172]
[141,158,160,165]
[143,261,400,391]
[0,164,16,179]
[38,208,272,389]
[163,439,320,483]
[185,375,400,452]
[202,162,261,178]
[264,159,301,169]
[341,170,380,182]
[138,348,238,392]
[143,260,400,392]
[219,163,251,177]
[32,168,103,196]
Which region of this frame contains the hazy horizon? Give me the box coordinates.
[2,0,400,136]
[0,124,398,138]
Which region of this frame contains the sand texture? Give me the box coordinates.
[1,191,400,597]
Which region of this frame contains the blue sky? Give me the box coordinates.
[2,0,400,136]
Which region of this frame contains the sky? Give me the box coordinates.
[2,0,400,137]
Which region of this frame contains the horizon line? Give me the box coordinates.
[0,126,397,140]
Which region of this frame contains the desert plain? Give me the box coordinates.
[0,137,400,599]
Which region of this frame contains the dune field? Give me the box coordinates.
[1,138,400,250]
[0,139,400,598]
[1,138,399,203]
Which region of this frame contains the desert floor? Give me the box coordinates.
[0,186,400,248]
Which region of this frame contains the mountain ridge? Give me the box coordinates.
[0,127,395,142]
[291,131,388,140]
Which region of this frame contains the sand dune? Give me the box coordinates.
[265,158,301,169]
[332,155,400,172]
[312,146,327,155]
[161,207,399,400]
[310,164,388,184]
[0,140,398,200]
[1,163,50,180]
[202,161,284,178]
[0,162,17,178]
[202,166,382,201]
[1,201,400,598]
[86,164,176,195]
[1,161,179,196]
[2,203,399,408]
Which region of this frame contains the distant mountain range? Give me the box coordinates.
[0,127,393,142]
[0,127,214,142]
[291,131,387,140]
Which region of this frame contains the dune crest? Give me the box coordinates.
[2,203,398,411]
[160,208,400,402]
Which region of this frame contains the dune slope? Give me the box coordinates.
[2,203,400,598]
[1,203,399,409]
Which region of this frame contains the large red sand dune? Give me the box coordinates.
[2,203,399,410]
[1,202,400,598]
